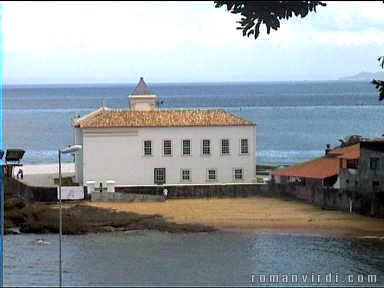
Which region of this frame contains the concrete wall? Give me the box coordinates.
[340,147,384,194]
[115,183,271,199]
[7,177,270,203]
[91,184,272,201]
[5,177,58,202]
[8,174,384,217]
[272,182,384,217]
[129,95,157,111]
[79,125,256,186]
[91,192,163,202]
[74,127,83,184]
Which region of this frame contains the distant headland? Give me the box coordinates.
[339,71,384,81]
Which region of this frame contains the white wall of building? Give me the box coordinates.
[77,125,256,186]
[129,95,157,111]
[74,127,83,184]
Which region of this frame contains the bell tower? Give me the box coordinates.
[129,77,158,111]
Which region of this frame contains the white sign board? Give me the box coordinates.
[57,186,84,200]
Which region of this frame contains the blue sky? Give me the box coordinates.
[2,1,384,84]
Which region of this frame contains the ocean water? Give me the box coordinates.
[5,231,384,286]
[5,81,384,287]
[4,81,384,165]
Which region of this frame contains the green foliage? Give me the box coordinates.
[378,56,384,69]
[53,176,79,186]
[214,1,326,39]
[256,177,265,183]
[372,56,384,101]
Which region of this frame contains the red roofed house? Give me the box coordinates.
[272,138,384,215]
[339,138,384,195]
[271,143,360,189]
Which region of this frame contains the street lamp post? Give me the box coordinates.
[58,144,82,288]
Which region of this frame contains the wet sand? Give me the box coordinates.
[88,196,384,237]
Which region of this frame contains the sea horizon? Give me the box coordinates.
[3,79,370,89]
[4,80,384,166]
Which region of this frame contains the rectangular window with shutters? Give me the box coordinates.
[163,140,172,156]
[143,140,152,156]
[233,168,243,181]
[154,168,166,185]
[370,157,380,170]
[240,138,249,155]
[346,159,358,169]
[207,168,217,181]
[182,139,191,156]
[202,139,211,155]
[221,139,230,155]
[181,169,191,182]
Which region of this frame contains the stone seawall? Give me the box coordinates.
[272,183,384,218]
[5,177,58,202]
[7,177,272,203]
[91,192,163,202]
[115,183,272,199]
[7,176,384,217]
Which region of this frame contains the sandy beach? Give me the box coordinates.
[88,196,384,237]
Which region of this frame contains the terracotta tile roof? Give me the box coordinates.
[74,108,255,128]
[328,143,360,160]
[272,144,360,179]
[272,157,340,179]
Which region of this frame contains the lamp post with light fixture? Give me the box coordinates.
[58,144,82,288]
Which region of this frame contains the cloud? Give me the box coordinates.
[2,1,252,54]
[2,1,384,83]
[247,1,384,47]
[4,1,383,54]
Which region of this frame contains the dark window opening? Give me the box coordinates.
[154,168,166,185]
[163,140,172,156]
[370,158,380,170]
[144,140,152,156]
[373,181,380,192]
[240,138,249,154]
[221,139,230,155]
[346,159,359,169]
[202,139,211,155]
[182,140,191,156]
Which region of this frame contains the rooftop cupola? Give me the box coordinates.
[129,77,158,111]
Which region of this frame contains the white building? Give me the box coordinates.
[73,78,256,187]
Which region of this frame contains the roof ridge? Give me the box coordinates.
[277,155,329,170]
[74,107,107,126]
[74,108,256,128]
[224,110,256,125]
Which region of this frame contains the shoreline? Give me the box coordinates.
[6,194,384,238]
[5,195,215,235]
[88,196,384,238]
